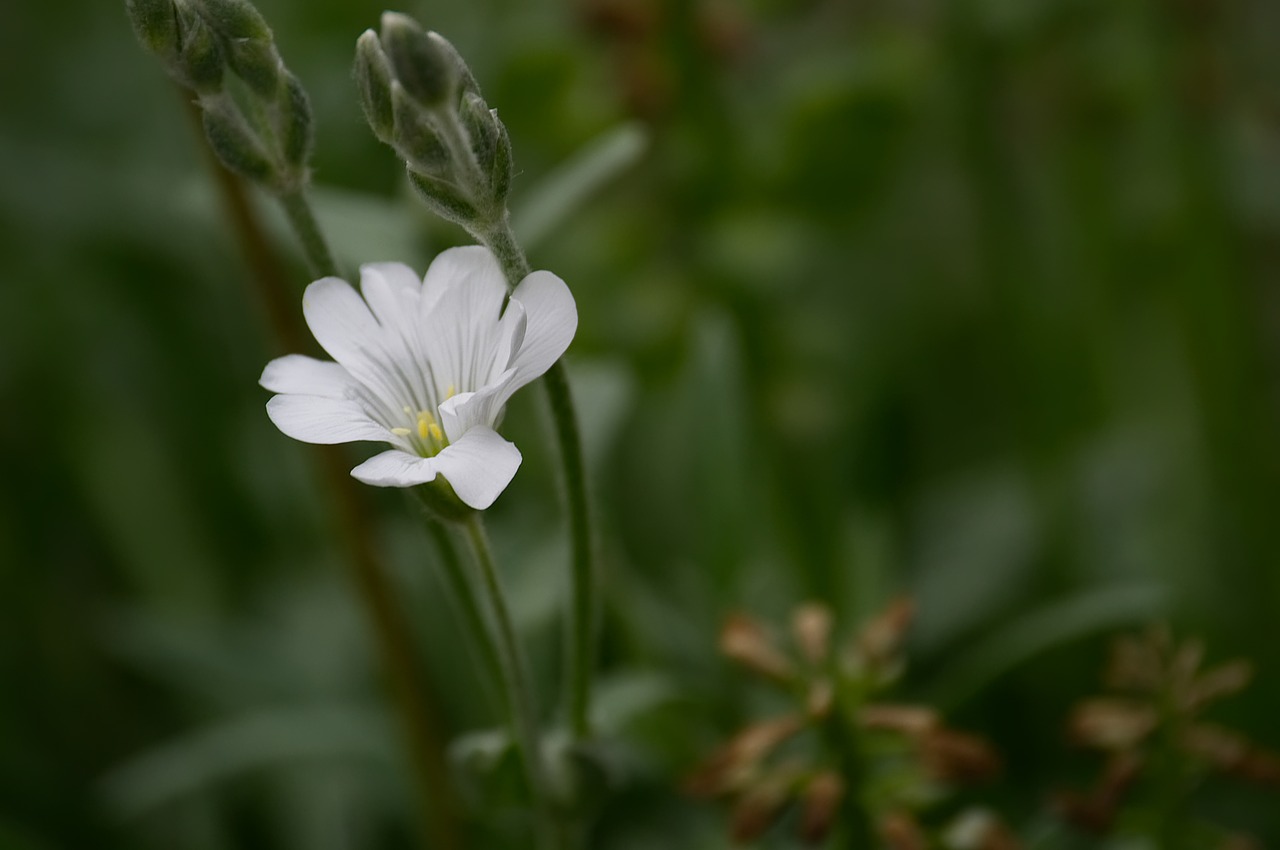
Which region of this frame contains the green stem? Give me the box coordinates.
[279,188,339,279]
[482,217,597,741]
[423,516,503,700]
[462,515,567,850]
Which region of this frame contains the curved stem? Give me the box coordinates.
[462,515,567,849]
[279,188,339,279]
[482,217,597,740]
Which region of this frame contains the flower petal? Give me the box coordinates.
[360,262,423,333]
[419,247,511,396]
[303,276,433,416]
[350,449,439,487]
[431,425,522,510]
[437,370,517,442]
[266,394,389,444]
[259,354,356,399]
[507,270,577,387]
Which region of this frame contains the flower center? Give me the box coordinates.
[391,406,448,456]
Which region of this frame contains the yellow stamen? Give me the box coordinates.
[391,427,411,437]
[446,384,456,400]
[415,409,440,441]
[429,422,444,441]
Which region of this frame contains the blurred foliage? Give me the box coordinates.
[2,0,1280,847]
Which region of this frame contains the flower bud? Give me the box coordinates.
[380,12,458,109]
[195,0,271,41]
[488,113,514,205]
[408,170,482,228]
[425,30,480,97]
[201,96,276,186]
[126,0,180,57]
[174,5,225,94]
[276,71,313,178]
[391,83,450,176]
[354,29,395,142]
[224,35,282,97]
[459,92,497,177]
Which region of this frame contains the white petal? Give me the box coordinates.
[265,394,389,444]
[360,262,423,333]
[437,371,516,442]
[421,246,509,306]
[420,247,511,397]
[351,449,439,487]
[259,354,356,399]
[431,426,522,510]
[302,277,417,412]
[507,270,577,387]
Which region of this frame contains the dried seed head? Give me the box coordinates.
[1069,698,1157,751]
[944,809,1022,850]
[728,775,792,844]
[806,679,834,720]
[855,597,915,667]
[1188,659,1253,710]
[879,810,928,850]
[797,771,844,845]
[721,613,795,684]
[919,729,1001,784]
[792,602,834,665]
[858,703,939,737]
[685,714,804,797]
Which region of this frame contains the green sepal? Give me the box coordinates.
[411,477,475,524]
[459,92,497,182]
[488,108,514,205]
[407,169,484,229]
[225,36,281,98]
[125,0,179,57]
[354,29,394,143]
[200,95,277,187]
[276,71,313,177]
[391,83,449,176]
[194,0,271,41]
[175,6,224,94]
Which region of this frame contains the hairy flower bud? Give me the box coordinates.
[126,0,180,56]
[224,35,282,97]
[354,29,395,142]
[391,83,450,176]
[276,71,313,178]
[380,12,457,109]
[459,92,497,175]
[408,170,482,228]
[195,0,271,41]
[201,95,276,186]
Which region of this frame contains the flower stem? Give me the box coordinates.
[423,516,503,700]
[482,217,597,741]
[462,515,568,849]
[279,187,340,279]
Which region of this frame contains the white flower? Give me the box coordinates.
[260,246,577,510]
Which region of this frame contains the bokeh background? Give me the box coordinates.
[3,0,1279,846]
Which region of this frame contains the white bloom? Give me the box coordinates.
[260,246,577,510]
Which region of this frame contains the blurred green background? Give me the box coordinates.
[3,0,1279,846]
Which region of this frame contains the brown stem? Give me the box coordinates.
[181,92,464,849]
